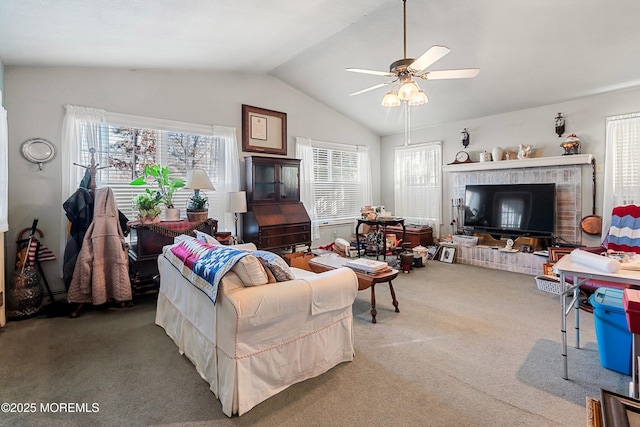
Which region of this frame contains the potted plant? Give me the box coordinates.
[133,190,162,224]
[130,164,185,221]
[186,193,209,222]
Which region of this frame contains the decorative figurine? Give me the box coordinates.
[517,144,532,159]
[561,133,581,155]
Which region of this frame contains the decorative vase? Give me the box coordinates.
[165,208,180,221]
[491,147,504,161]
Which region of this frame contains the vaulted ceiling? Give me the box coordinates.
[2,0,640,136]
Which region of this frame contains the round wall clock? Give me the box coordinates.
[21,138,56,170]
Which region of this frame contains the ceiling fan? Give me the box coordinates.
[346,0,479,107]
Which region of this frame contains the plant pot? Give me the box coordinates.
[187,210,208,222]
[165,208,180,221]
[138,213,161,224]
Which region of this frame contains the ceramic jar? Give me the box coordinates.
[492,147,504,161]
[479,151,492,162]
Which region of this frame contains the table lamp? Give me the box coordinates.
[185,168,215,199]
[228,191,247,241]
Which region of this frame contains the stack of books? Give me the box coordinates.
[345,258,391,274]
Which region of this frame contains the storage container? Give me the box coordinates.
[589,288,632,375]
[623,288,640,334]
[452,235,478,247]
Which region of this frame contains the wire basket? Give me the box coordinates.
[535,275,562,295]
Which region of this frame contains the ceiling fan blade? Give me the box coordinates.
[419,68,480,80]
[349,81,393,96]
[409,45,451,73]
[345,67,395,77]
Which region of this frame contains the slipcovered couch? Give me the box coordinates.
[155,237,359,416]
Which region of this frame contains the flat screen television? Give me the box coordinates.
[463,183,556,238]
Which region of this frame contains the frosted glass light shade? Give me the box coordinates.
[228,191,247,214]
[408,89,428,106]
[381,91,401,107]
[185,168,215,190]
[398,81,419,101]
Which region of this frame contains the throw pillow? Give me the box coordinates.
[231,254,269,286]
[194,230,221,246]
[252,250,295,282]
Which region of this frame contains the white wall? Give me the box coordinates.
[4,67,380,292]
[380,86,640,247]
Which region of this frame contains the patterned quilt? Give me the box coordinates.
[165,239,250,304]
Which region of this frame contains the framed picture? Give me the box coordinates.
[440,246,456,263]
[242,104,287,155]
[549,247,573,262]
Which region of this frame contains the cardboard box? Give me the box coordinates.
[283,252,315,271]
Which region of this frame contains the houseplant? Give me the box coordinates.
[186,193,209,222]
[133,190,162,223]
[130,164,185,221]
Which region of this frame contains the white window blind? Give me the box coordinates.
[312,142,361,222]
[603,113,640,232]
[394,142,442,235]
[76,116,223,223]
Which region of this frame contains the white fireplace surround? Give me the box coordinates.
[444,154,593,275]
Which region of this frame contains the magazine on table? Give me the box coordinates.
[346,258,390,273]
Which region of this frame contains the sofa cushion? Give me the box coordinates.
[252,250,295,282]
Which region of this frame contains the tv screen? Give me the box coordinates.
[463,183,556,237]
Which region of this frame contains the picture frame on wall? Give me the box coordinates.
[242,104,287,156]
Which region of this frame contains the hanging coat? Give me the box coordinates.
[67,187,132,304]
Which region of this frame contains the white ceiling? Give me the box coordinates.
[2,0,640,136]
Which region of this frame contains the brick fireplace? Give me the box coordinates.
[446,161,586,275]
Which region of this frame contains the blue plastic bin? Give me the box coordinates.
[589,288,632,375]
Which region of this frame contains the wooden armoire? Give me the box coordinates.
[243,156,311,251]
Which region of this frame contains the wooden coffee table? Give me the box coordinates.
[309,255,399,323]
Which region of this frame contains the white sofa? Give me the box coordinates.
[155,240,359,416]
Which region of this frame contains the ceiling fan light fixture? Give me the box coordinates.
[398,80,419,101]
[382,91,401,107]
[408,89,428,106]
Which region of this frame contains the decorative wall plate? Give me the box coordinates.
[21,138,56,170]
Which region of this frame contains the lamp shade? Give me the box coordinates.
[398,81,419,101]
[381,91,401,107]
[228,191,247,214]
[185,168,215,190]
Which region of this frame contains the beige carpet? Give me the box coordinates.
[0,260,631,426]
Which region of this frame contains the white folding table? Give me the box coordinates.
[553,255,640,394]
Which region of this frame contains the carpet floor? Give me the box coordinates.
[0,260,631,426]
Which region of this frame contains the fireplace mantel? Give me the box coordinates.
[442,153,593,172]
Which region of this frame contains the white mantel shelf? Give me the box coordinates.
[442,153,593,172]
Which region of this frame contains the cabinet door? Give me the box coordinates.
[280,164,300,201]
[253,163,277,201]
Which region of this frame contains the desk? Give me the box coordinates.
[309,255,399,323]
[553,255,640,385]
[355,218,406,260]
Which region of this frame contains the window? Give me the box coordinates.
[88,124,222,221]
[63,106,239,233]
[296,138,371,230]
[394,142,442,236]
[312,146,360,221]
[604,113,640,227]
